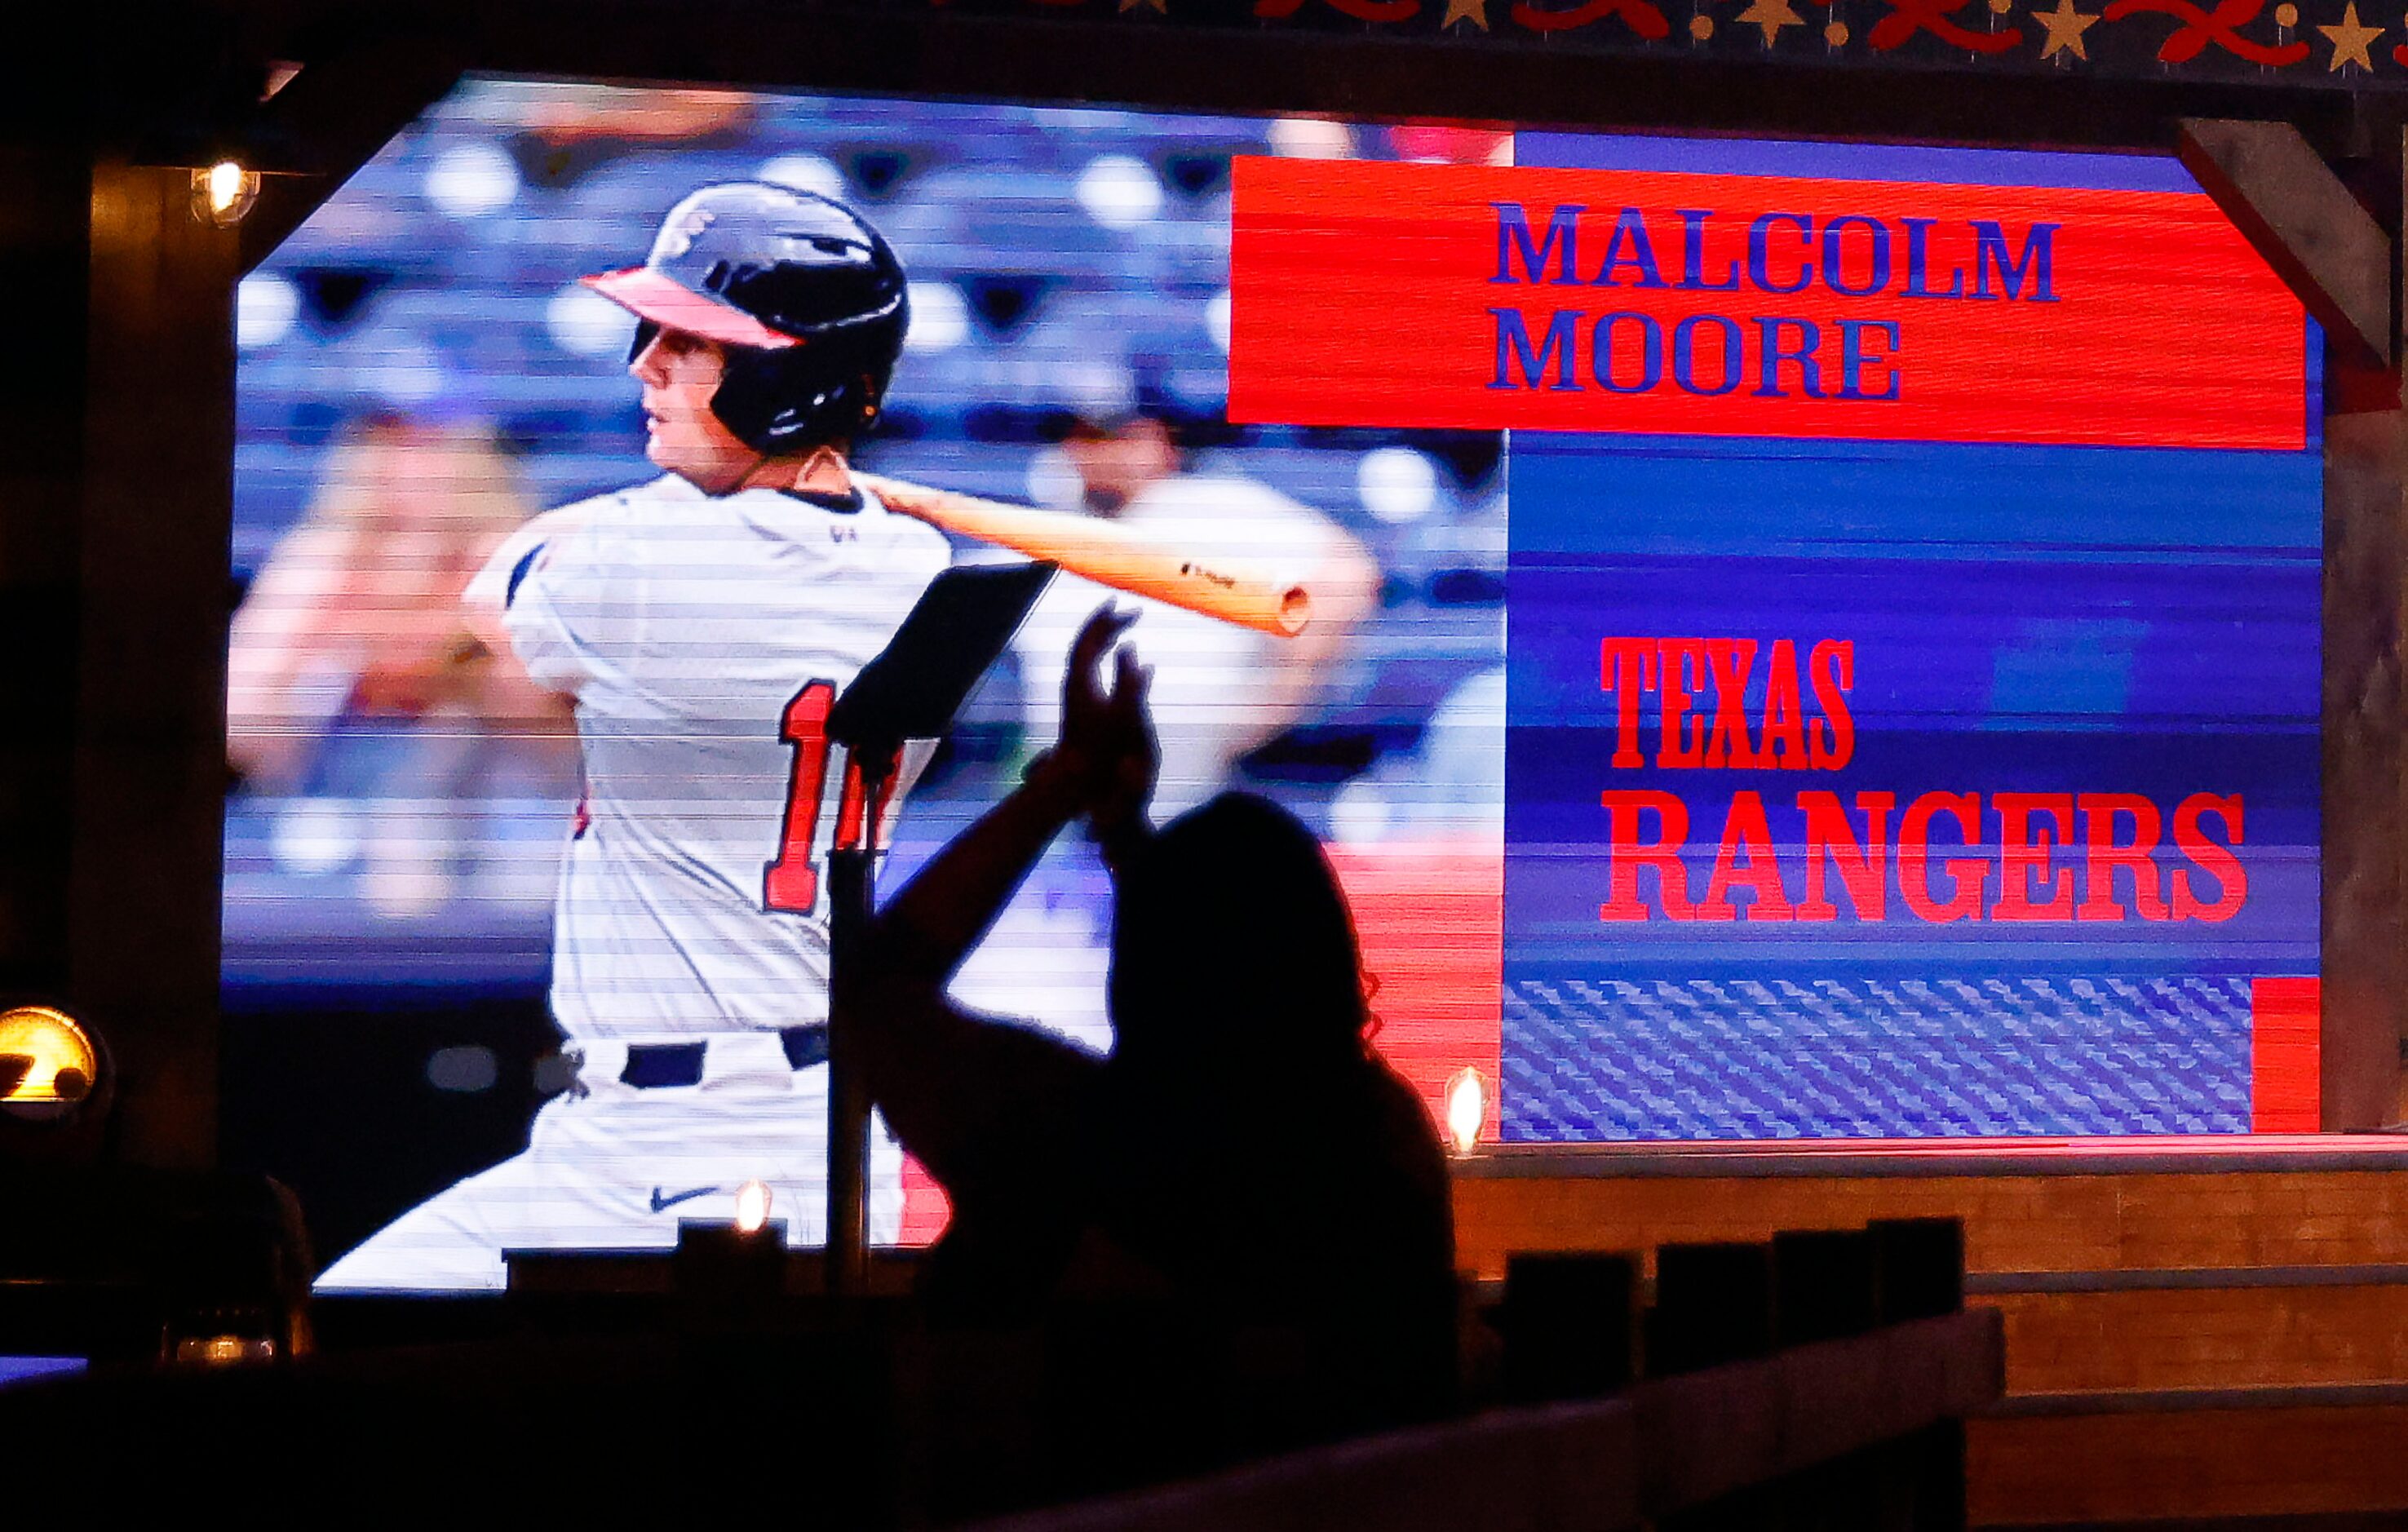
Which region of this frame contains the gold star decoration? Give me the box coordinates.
[2032,0,2097,55]
[1735,0,1804,43]
[2320,0,2381,68]
[1442,0,1491,26]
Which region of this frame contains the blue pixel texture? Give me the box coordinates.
[1500,423,2317,1139]
[1500,975,2254,1139]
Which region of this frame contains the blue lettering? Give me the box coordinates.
[1837,319,1901,401]
[1679,210,1741,291]
[1492,202,1584,286]
[1490,308,1585,390]
[1820,215,1892,298]
[1972,221,2058,302]
[1903,218,1964,299]
[1591,208,1668,288]
[1673,315,1742,396]
[1755,317,1825,398]
[1747,214,1813,295]
[1594,312,1663,393]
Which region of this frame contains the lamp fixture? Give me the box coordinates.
[172,1335,278,1366]
[0,1005,98,1122]
[192,161,260,226]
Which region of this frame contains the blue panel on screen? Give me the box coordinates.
[1501,421,2319,1137]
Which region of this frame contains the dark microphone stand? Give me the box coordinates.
[823,747,896,1296]
[821,562,1054,1298]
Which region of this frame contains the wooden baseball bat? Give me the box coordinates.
[854,473,1312,638]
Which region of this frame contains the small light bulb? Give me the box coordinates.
[1444,1066,1487,1158]
[733,1179,772,1235]
[208,162,243,214]
[192,162,260,226]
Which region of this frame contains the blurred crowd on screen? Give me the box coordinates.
[228,416,577,918]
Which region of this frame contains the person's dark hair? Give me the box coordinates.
[1105,793,1371,1069]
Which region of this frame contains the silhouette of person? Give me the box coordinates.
[853,606,1458,1434]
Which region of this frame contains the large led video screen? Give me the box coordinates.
[225,82,2320,1291]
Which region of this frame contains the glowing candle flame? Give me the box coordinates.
[733,1178,772,1234]
[1444,1066,1486,1158]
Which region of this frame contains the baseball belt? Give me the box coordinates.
[619,1025,830,1089]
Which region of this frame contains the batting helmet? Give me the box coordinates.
[583,182,910,454]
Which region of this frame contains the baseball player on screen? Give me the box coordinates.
[317,184,951,1291]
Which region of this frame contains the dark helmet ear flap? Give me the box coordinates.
[627,318,661,367]
[711,339,885,453]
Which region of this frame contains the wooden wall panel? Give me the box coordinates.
[1969,1407,2408,1525]
[2319,409,2408,1130]
[0,148,89,1010]
[1454,1168,2408,1278]
[1992,1286,2408,1393]
[73,162,236,1167]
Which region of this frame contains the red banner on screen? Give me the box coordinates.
[1226,157,2307,449]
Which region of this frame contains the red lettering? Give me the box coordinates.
[1599,790,1698,921]
[1797,790,1892,921]
[1656,639,1709,768]
[763,679,836,914]
[1899,791,1989,923]
[1600,637,1656,769]
[1993,793,2074,921]
[1702,639,1761,768]
[2076,793,2168,921]
[1807,639,1856,770]
[2170,792,2246,922]
[1699,790,1791,920]
[1760,640,1808,768]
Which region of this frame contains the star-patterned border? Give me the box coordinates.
[902,0,2408,89]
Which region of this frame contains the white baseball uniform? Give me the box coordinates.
[317,475,952,1293]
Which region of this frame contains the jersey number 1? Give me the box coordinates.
[763,680,835,914]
